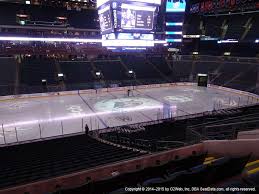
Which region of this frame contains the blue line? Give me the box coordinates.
[78,93,108,128]
[135,89,191,115]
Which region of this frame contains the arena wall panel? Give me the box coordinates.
[58,91,78,96]
[148,84,161,88]
[135,85,151,89]
[203,139,259,159]
[160,83,171,87]
[97,88,108,93]
[79,89,96,95]
[237,129,259,139]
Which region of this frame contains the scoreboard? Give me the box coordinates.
[98,5,113,33]
[97,0,162,48]
[120,4,155,30]
[98,0,160,34]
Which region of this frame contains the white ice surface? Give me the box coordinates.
[0,85,256,144]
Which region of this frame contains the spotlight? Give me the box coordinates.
[58,73,64,78]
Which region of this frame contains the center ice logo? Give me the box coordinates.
[94,97,162,112]
[113,100,143,109]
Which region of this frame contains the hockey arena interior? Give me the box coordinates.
[0,0,259,193]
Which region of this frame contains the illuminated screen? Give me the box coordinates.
[98,6,112,33]
[97,0,110,8]
[117,33,154,40]
[166,0,186,12]
[97,0,161,8]
[121,4,155,30]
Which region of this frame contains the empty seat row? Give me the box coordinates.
[53,152,207,194]
[0,134,144,189]
[110,154,250,194]
[0,2,99,29]
[54,154,251,194]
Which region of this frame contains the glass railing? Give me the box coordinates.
[0,78,171,96]
[0,93,258,146]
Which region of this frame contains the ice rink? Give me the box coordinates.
[0,85,258,145]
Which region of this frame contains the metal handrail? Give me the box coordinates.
[205,119,259,129]
[188,112,259,129]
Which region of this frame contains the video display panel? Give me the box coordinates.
[97,0,160,34]
[98,5,112,33]
[166,0,186,12]
[97,0,161,8]
[121,4,155,30]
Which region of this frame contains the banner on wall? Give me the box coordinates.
[190,0,257,13]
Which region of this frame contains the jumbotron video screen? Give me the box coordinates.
[97,0,161,34]
[120,4,154,30]
[97,0,161,48]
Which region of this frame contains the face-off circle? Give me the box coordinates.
[7,101,30,110]
[0,100,49,113]
[164,95,193,103]
[182,88,201,93]
[213,98,238,107]
[66,105,84,114]
[94,97,162,112]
